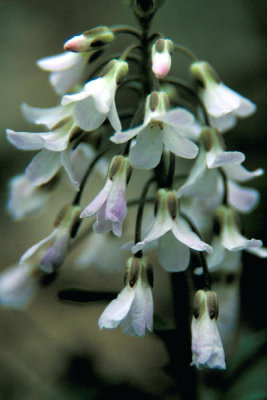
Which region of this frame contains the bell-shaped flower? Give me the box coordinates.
[20,204,81,273]
[111,91,199,169]
[0,263,40,309]
[191,290,226,369]
[132,189,212,272]
[151,38,174,79]
[80,155,132,237]
[190,61,256,128]
[215,205,263,252]
[61,59,128,132]
[7,174,50,220]
[64,26,114,53]
[37,51,91,95]
[98,256,153,336]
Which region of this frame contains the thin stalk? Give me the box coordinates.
[120,42,141,61]
[174,43,198,62]
[111,24,142,39]
[220,167,229,206]
[165,152,175,189]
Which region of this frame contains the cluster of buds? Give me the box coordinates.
[1,1,265,376]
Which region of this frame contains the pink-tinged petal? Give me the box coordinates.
[177,147,207,197]
[132,213,173,253]
[21,103,72,129]
[111,124,146,144]
[172,218,212,253]
[223,163,264,182]
[163,125,198,159]
[93,204,114,234]
[207,151,245,169]
[111,220,123,237]
[158,232,190,272]
[108,100,121,131]
[129,126,163,169]
[152,52,171,79]
[98,287,135,329]
[246,246,267,258]
[209,114,237,133]
[105,177,127,224]
[228,181,259,213]
[73,96,107,131]
[40,232,69,273]
[6,129,44,150]
[20,231,56,264]
[26,150,61,186]
[80,179,112,218]
[157,108,195,128]
[0,265,37,309]
[235,96,256,117]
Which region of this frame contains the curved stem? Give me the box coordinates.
[174,43,198,62]
[111,24,142,39]
[120,42,141,61]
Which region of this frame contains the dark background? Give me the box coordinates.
[0,1,266,399]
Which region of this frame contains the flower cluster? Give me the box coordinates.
[1,4,266,374]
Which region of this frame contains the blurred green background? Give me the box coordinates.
[0,0,266,399]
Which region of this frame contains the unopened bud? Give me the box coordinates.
[64,26,114,53]
[152,39,174,79]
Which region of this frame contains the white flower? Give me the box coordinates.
[20,204,81,273]
[191,290,226,370]
[98,257,153,336]
[80,155,132,237]
[7,174,50,220]
[37,52,91,95]
[0,264,38,309]
[151,39,174,79]
[190,61,256,128]
[132,189,212,272]
[111,91,199,169]
[62,59,128,132]
[215,205,263,252]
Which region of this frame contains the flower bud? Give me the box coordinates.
[152,39,174,79]
[64,26,114,53]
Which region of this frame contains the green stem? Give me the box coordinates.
[174,43,198,62]
[111,24,142,39]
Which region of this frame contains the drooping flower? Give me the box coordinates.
[151,38,174,79]
[190,61,256,130]
[20,204,81,273]
[7,174,50,220]
[132,189,212,272]
[37,51,91,95]
[191,290,226,370]
[111,91,199,169]
[215,205,264,253]
[80,155,132,237]
[64,26,114,53]
[62,59,128,132]
[98,256,153,336]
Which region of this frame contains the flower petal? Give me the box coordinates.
[172,218,212,253]
[207,151,245,169]
[129,126,163,169]
[228,180,259,213]
[223,164,264,182]
[37,52,81,71]
[6,129,44,150]
[21,103,72,129]
[235,96,256,117]
[98,287,135,329]
[202,83,241,118]
[158,231,190,272]
[111,124,146,144]
[163,125,198,159]
[209,114,237,133]
[73,96,106,131]
[26,150,61,186]
[80,179,112,218]
[108,100,121,131]
[157,108,195,128]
